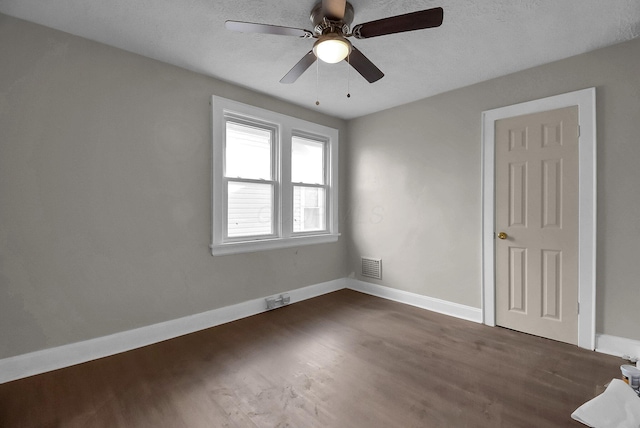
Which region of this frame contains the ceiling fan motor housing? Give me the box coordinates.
[310,1,354,36]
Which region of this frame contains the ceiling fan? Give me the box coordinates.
[225,0,443,84]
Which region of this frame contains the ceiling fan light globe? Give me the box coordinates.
[313,36,351,64]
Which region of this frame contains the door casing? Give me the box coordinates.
[481,88,596,350]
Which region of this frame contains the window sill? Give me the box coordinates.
[210,233,340,256]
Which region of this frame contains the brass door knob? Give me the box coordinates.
[498,232,508,240]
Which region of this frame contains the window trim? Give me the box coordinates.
[211,96,339,256]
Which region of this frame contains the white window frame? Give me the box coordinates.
[211,96,339,256]
[291,132,330,235]
[223,116,279,241]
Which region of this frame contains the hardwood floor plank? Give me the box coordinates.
[0,290,621,427]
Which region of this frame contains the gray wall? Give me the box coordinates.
[0,14,349,359]
[347,37,640,341]
[2,11,639,362]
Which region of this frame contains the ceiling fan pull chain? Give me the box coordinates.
[346,53,351,98]
[315,59,320,106]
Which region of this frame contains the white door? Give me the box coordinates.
[495,106,579,345]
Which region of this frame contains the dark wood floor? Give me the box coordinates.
[0,289,620,427]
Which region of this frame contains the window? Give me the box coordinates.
[211,96,339,255]
[292,135,327,233]
[225,120,276,238]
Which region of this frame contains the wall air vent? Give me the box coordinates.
[361,257,382,280]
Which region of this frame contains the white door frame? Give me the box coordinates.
[481,88,597,350]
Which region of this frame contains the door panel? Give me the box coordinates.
[495,106,579,345]
[509,247,526,312]
[542,250,561,319]
[509,162,527,227]
[542,159,562,228]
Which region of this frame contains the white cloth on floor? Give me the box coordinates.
[571,379,640,428]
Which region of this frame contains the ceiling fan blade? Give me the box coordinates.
[322,0,347,21]
[348,47,384,83]
[225,21,313,38]
[280,51,317,84]
[352,7,443,39]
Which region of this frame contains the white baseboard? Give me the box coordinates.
[596,334,640,360]
[19,276,611,385]
[0,278,347,384]
[346,278,483,323]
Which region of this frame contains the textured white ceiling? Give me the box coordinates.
[1,0,639,119]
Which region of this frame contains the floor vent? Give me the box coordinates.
[266,293,290,310]
[361,257,382,280]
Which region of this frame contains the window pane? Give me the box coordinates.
[226,121,272,180]
[293,186,326,232]
[228,182,273,237]
[292,136,324,184]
